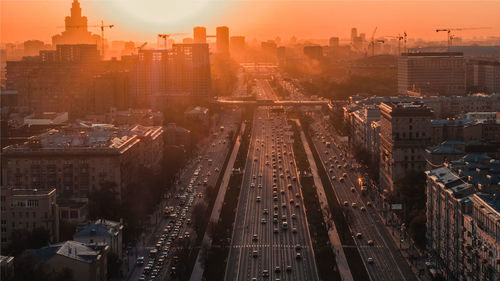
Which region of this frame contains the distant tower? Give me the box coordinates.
[216,26,229,55]
[329,37,339,47]
[193,26,207,44]
[351,28,358,43]
[52,0,100,48]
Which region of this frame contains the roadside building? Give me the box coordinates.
[379,102,433,191]
[25,240,108,281]
[74,219,123,257]
[0,187,59,248]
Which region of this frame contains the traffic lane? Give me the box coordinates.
[312,126,416,281]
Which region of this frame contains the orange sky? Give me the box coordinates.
[1,0,500,44]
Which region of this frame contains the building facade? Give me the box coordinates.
[379,102,433,191]
[398,52,466,96]
[426,156,500,281]
[0,187,59,248]
[0,124,163,199]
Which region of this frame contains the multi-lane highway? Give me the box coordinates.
[224,107,319,281]
[127,113,239,281]
[309,116,418,281]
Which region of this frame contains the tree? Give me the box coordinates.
[88,181,120,220]
[107,252,122,279]
[8,227,50,256]
[192,202,208,239]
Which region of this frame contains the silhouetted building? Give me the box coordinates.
[466,59,500,94]
[23,40,46,57]
[132,43,211,107]
[216,26,229,55]
[398,52,466,96]
[230,36,245,52]
[52,0,101,50]
[6,45,100,116]
[303,46,323,60]
[329,37,339,47]
[193,26,207,44]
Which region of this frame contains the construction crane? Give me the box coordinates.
[368,27,384,56]
[92,21,114,56]
[383,33,407,55]
[135,42,147,54]
[157,33,188,49]
[436,27,490,51]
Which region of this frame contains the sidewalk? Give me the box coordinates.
[189,123,245,281]
[294,119,354,281]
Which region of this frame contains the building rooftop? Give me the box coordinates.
[26,241,101,264]
[2,122,143,154]
[75,219,123,239]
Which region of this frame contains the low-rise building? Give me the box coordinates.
[25,240,108,281]
[74,219,123,257]
[0,187,59,248]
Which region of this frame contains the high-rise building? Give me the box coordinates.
[379,102,433,191]
[52,0,101,48]
[5,44,104,116]
[193,26,207,44]
[398,52,466,96]
[466,59,500,94]
[351,28,358,43]
[303,46,323,60]
[230,36,245,52]
[216,26,229,55]
[132,43,211,106]
[329,37,339,47]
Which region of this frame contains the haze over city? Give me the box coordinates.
[2,0,500,43]
[1,1,500,281]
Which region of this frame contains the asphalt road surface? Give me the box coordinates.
[224,106,319,281]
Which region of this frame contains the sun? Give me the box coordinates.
[105,0,216,31]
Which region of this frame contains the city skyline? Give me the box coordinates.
[2,0,500,44]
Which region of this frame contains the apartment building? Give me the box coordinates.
[1,123,163,199]
[426,156,500,281]
[398,52,466,96]
[379,102,433,191]
[0,187,59,248]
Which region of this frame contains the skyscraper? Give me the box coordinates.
[52,0,100,47]
[329,37,339,47]
[216,26,229,55]
[193,26,207,44]
[351,28,358,43]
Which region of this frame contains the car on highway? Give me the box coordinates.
[367,257,374,264]
[252,250,258,258]
[256,196,261,202]
[367,201,372,207]
[356,232,363,239]
[253,234,258,241]
[136,256,145,266]
[351,186,356,192]
[368,240,374,246]
[360,206,366,212]
[351,202,357,208]
[296,253,302,259]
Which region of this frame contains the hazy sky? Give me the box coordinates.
[1,0,499,44]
